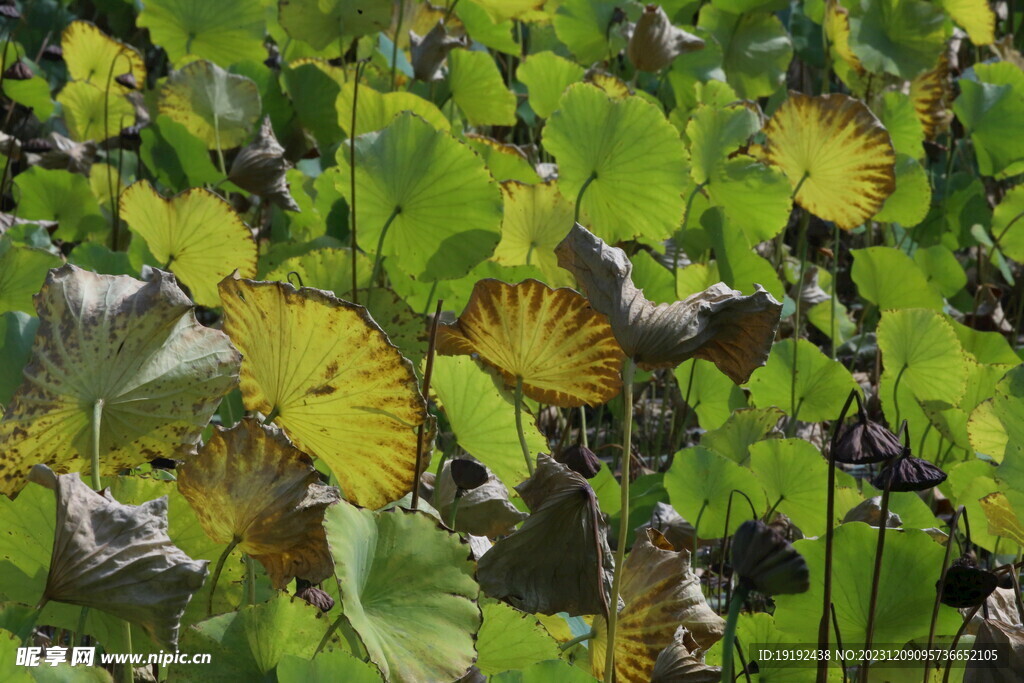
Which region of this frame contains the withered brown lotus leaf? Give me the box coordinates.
[651,627,721,683]
[434,459,527,538]
[639,502,696,553]
[477,455,613,616]
[555,443,602,479]
[29,464,208,649]
[228,116,300,212]
[177,417,339,589]
[627,4,704,73]
[437,278,625,407]
[731,519,810,596]
[590,529,725,682]
[410,21,467,82]
[871,454,947,492]
[964,619,1024,682]
[30,132,97,175]
[556,224,781,382]
[939,556,998,609]
[0,265,240,497]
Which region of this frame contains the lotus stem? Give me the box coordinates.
[350,59,369,305]
[860,480,892,681]
[831,603,848,681]
[788,208,811,437]
[721,584,750,682]
[559,628,596,651]
[818,389,857,683]
[91,399,105,490]
[830,221,839,359]
[514,376,534,475]
[603,357,636,683]
[942,603,982,683]
[891,364,908,433]
[103,48,133,250]
[412,299,444,510]
[368,205,402,304]
[447,493,462,529]
[579,407,589,449]
[924,505,965,682]
[390,0,404,91]
[119,621,132,683]
[574,171,598,224]
[75,607,88,648]
[207,537,240,616]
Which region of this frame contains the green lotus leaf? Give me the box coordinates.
[172,594,339,679]
[0,312,36,406]
[517,51,585,119]
[851,246,943,310]
[476,601,561,676]
[277,649,383,683]
[334,112,502,281]
[843,0,949,79]
[465,135,540,184]
[943,460,1003,550]
[807,297,857,346]
[950,318,1019,366]
[873,154,931,227]
[279,0,392,50]
[673,358,748,431]
[544,83,687,243]
[283,60,344,151]
[747,338,858,423]
[13,167,106,242]
[705,160,793,245]
[664,446,764,538]
[773,523,962,647]
[687,103,760,184]
[431,355,547,489]
[455,0,519,54]
[749,439,828,537]
[159,60,262,150]
[914,246,966,299]
[937,0,995,45]
[449,48,517,126]
[492,181,574,287]
[138,0,265,65]
[3,75,53,122]
[0,266,241,496]
[993,184,1024,262]
[877,308,968,407]
[697,7,793,99]
[969,365,1024,463]
[553,0,625,65]
[876,90,925,158]
[139,114,223,191]
[337,81,450,137]
[61,21,146,91]
[0,238,61,315]
[630,250,677,304]
[492,659,598,682]
[700,407,785,464]
[325,501,481,682]
[57,81,134,142]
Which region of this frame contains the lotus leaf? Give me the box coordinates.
[433,459,527,538]
[0,238,62,315]
[449,48,517,126]
[516,52,584,119]
[278,0,393,50]
[159,60,262,150]
[0,265,240,496]
[138,0,265,65]
[61,21,146,92]
[475,601,561,676]
[57,81,134,142]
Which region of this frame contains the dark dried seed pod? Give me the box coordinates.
[938,556,998,608]
[119,124,142,146]
[41,45,63,62]
[3,60,33,81]
[450,458,488,491]
[556,444,602,479]
[0,5,20,20]
[871,455,947,492]
[115,72,138,90]
[833,420,903,464]
[731,519,810,596]
[21,137,53,153]
[294,578,335,613]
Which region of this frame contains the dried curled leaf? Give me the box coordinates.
[178,417,340,589]
[433,459,527,538]
[437,278,624,407]
[590,529,725,682]
[627,4,704,72]
[556,224,781,382]
[29,464,208,649]
[964,619,1024,682]
[410,21,467,82]
[0,265,241,496]
[477,455,613,617]
[228,116,299,212]
[651,627,721,683]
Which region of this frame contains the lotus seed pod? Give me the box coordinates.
[115,72,139,90]
[450,458,488,491]
[556,443,602,479]
[295,578,335,613]
[731,519,810,596]
[228,116,300,211]
[3,60,32,81]
[938,556,998,608]
[833,412,903,464]
[871,454,947,492]
[627,4,704,73]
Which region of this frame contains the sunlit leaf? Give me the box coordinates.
[553,0,624,65]
[57,81,134,142]
[0,238,61,315]
[277,649,383,683]
[700,407,784,465]
[851,246,944,310]
[449,48,517,126]
[979,492,1024,548]
[0,266,240,496]
[0,312,36,406]
[873,154,931,227]
[877,308,968,407]
[139,115,223,191]
[159,60,262,150]
[664,446,764,538]
[61,21,146,91]
[517,51,585,119]
[762,92,895,229]
[13,167,106,242]
[909,54,950,140]
[749,439,828,537]
[476,601,561,676]
[914,246,966,299]
[120,181,257,307]
[543,83,688,243]
[698,7,793,99]
[282,60,344,150]
[438,278,624,407]
[139,0,265,65]
[747,338,858,422]
[952,62,1024,179]
[876,90,925,158]
[326,500,481,682]
[937,0,995,45]
[279,0,393,50]
[843,0,949,79]
[993,184,1024,262]
[337,81,450,137]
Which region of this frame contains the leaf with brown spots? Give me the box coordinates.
[589,529,725,683]
[218,276,427,509]
[0,265,240,497]
[178,417,340,589]
[556,224,782,382]
[437,278,624,407]
[910,54,951,140]
[120,181,258,307]
[762,92,896,229]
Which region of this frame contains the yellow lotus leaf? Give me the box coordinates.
[158,60,261,150]
[62,21,146,91]
[590,529,725,682]
[120,181,257,307]
[824,0,862,73]
[0,265,241,496]
[437,278,624,407]
[979,492,1024,547]
[940,0,995,45]
[467,0,545,22]
[218,277,428,509]
[492,181,575,287]
[178,417,340,589]
[910,54,951,140]
[57,81,135,142]
[762,92,896,229]
[337,81,450,137]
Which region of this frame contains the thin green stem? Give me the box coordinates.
[213,116,227,177]
[579,406,589,449]
[559,628,597,651]
[514,376,534,475]
[892,364,908,430]
[412,299,444,510]
[789,209,811,436]
[603,358,636,683]
[103,49,133,250]
[207,538,240,616]
[924,506,965,682]
[75,607,88,648]
[860,483,892,682]
[263,406,280,425]
[721,585,751,682]
[447,493,462,529]
[942,604,982,683]
[368,207,402,302]
[91,399,105,490]
[574,172,598,224]
[390,0,405,91]
[119,621,132,683]
[350,61,368,305]
[830,221,840,359]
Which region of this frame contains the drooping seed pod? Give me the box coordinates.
[627,4,704,73]
[294,578,335,613]
[938,556,998,609]
[115,72,139,90]
[3,60,32,81]
[833,401,902,464]
[450,458,488,491]
[0,4,20,20]
[228,116,300,211]
[731,519,810,596]
[41,45,63,62]
[556,443,602,479]
[871,453,947,492]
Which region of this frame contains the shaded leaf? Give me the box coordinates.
[159,60,261,150]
